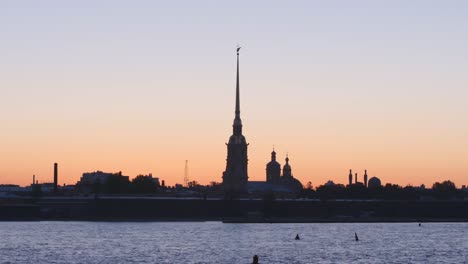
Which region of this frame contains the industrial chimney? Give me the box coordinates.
[54,163,58,193]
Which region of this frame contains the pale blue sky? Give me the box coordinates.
[1,1,467,186]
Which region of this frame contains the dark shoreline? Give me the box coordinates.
[1,197,467,222]
[1,218,467,223]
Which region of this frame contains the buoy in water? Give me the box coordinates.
[295,234,300,240]
[355,232,359,241]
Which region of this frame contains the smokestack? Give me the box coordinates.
[355,173,358,184]
[364,170,368,188]
[33,174,35,185]
[348,169,353,186]
[54,163,58,193]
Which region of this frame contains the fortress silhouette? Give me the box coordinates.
[222,48,302,194]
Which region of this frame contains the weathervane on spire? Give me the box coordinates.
[236,45,241,55]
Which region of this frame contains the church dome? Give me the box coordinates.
[266,150,281,169]
[282,155,292,178]
[266,161,281,175]
[279,173,303,192]
[267,160,280,168]
[266,149,281,183]
[368,177,382,188]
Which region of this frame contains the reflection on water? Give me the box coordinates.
[0,222,466,263]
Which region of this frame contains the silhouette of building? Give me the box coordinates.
[222,48,248,193]
[349,169,353,186]
[53,163,58,193]
[263,151,303,192]
[348,169,369,187]
[368,176,382,188]
[76,171,130,193]
[266,149,281,184]
[38,183,55,193]
[137,173,160,186]
[78,171,125,185]
[222,49,302,194]
[324,180,336,186]
[0,184,31,195]
[279,154,303,191]
[283,155,292,178]
[364,169,368,187]
[247,181,296,193]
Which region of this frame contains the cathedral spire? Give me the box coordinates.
[233,47,242,135]
[223,47,248,194]
[236,47,240,119]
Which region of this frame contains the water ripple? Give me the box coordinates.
[0,222,466,263]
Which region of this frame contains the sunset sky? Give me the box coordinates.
[1,1,467,188]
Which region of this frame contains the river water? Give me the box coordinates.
[0,222,466,263]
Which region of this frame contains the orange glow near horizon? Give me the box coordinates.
[1,118,467,188]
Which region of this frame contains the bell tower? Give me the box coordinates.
[222,47,249,193]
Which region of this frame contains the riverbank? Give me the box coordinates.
[1,197,467,222]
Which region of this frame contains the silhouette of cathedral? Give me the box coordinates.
[222,48,248,193]
[266,149,281,184]
[348,169,380,188]
[222,48,302,194]
[265,150,303,192]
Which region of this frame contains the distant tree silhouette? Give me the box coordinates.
[316,184,346,200]
[382,184,403,199]
[400,185,419,200]
[432,180,458,199]
[187,181,200,188]
[209,181,219,187]
[347,183,367,198]
[384,183,402,191]
[206,181,223,196]
[131,175,158,193]
[104,175,130,193]
[299,181,316,198]
[432,180,456,192]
